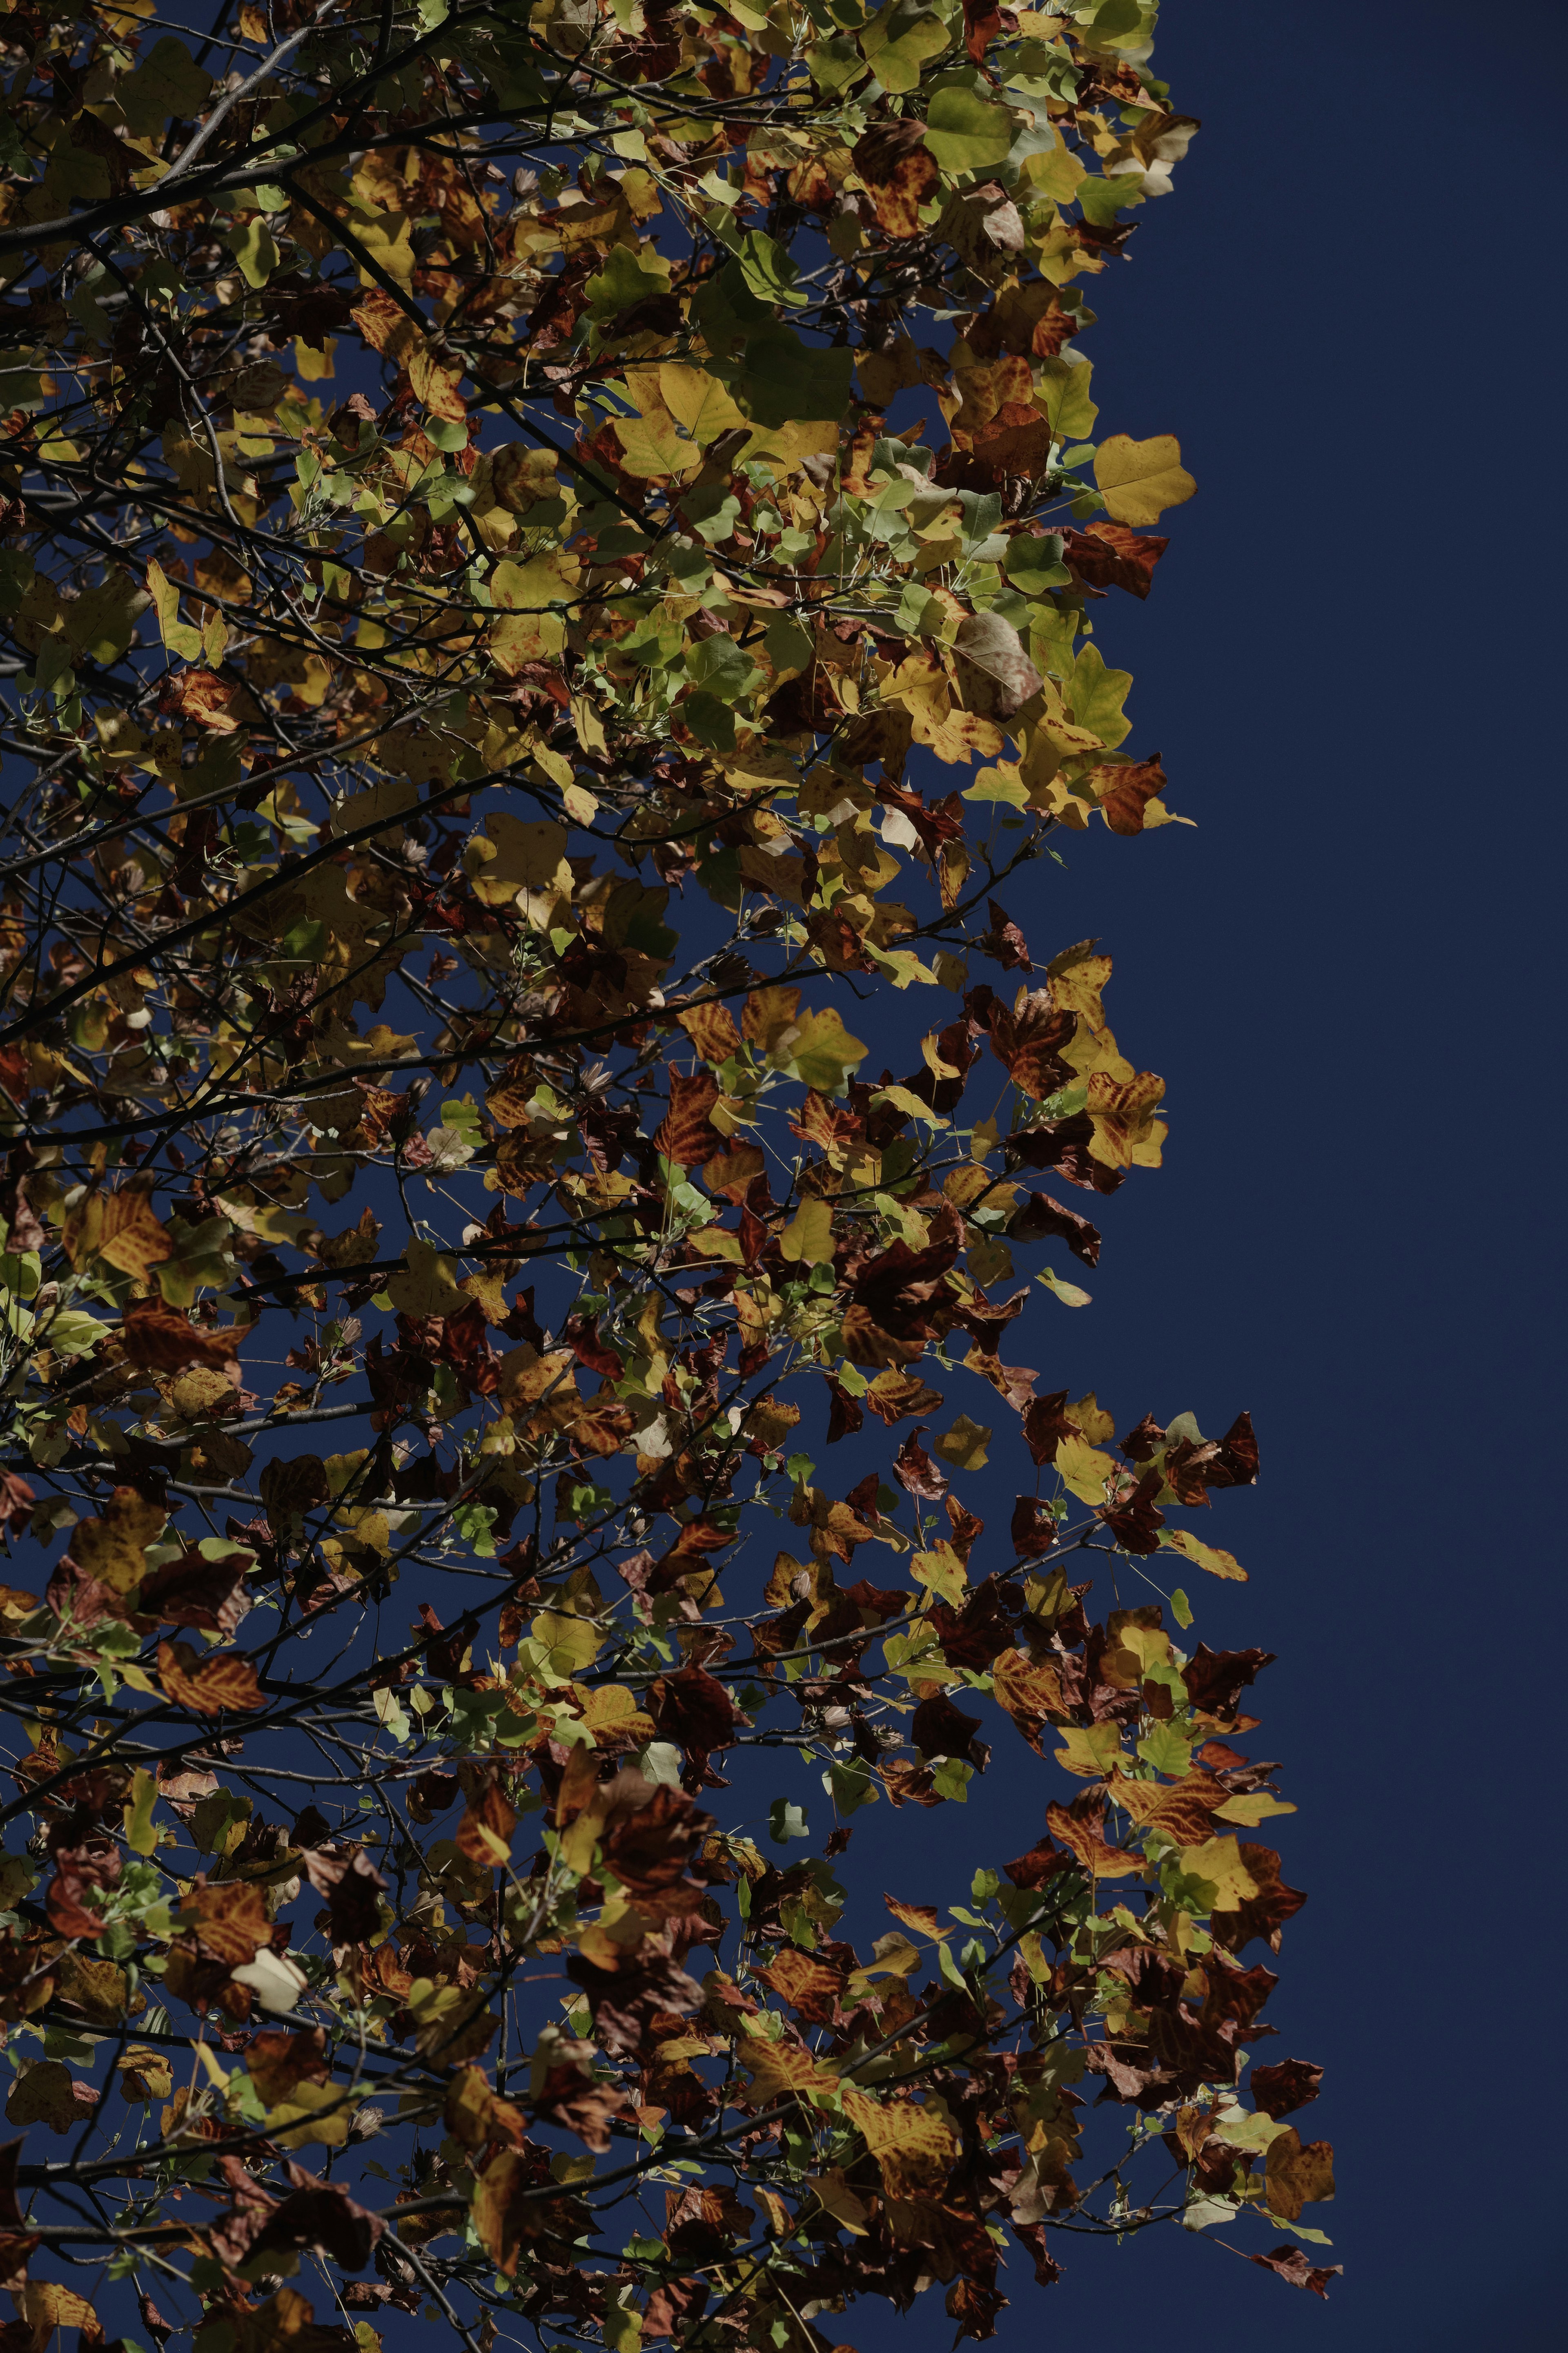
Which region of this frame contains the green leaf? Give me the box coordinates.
[730,327,855,430]
[826,1760,877,1814]
[860,0,952,88]
[223,217,280,290]
[1136,1720,1192,1777]
[1067,642,1134,748]
[768,1798,810,1844]
[1083,0,1144,40]
[1036,356,1098,441]
[924,85,1015,176]
[937,1938,971,1989]
[118,37,212,137]
[1003,534,1069,596]
[734,230,807,310]
[775,1006,869,1096]
[585,243,671,322]
[1078,171,1144,227]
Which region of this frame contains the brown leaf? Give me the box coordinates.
[1250,2058,1323,2119]
[677,1002,744,1064]
[164,671,240,730]
[1045,1793,1140,1878]
[653,1072,724,1168]
[62,1188,172,1278]
[182,1879,270,1965]
[5,2061,97,2135]
[1264,2127,1335,2220]
[1249,2247,1341,2298]
[911,1691,985,1766]
[754,1949,845,2025]
[1063,522,1168,598]
[892,1424,947,1499]
[301,1845,388,1945]
[245,2028,331,2108]
[1092,754,1168,836]
[1009,1494,1056,1559]
[69,1485,165,1595]
[1210,1842,1307,1954]
[157,1639,266,1715]
[1007,1191,1101,1265]
[653,1665,739,1762]
[455,1778,517,1867]
[120,1301,242,1372]
[1021,1389,1076,1465]
[991,1648,1065,1751]
[852,121,940,239]
[258,1456,330,1526]
[863,1369,944,1424]
[139,1548,252,1633]
[247,2169,384,2272]
[951,610,1042,720]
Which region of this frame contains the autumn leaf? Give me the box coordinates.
[157,1641,266,1715]
[62,1189,173,1278]
[1160,1526,1248,1581]
[1264,2127,1336,2220]
[0,2,1319,2325]
[933,1413,991,1470]
[1093,434,1197,527]
[68,1485,165,1595]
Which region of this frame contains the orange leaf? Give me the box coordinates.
[182,1879,269,1966]
[677,1002,744,1064]
[653,1071,723,1168]
[157,1639,266,1716]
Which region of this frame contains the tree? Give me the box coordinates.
[0,0,1335,2345]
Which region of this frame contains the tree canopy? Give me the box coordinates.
[0,1,1336,2349]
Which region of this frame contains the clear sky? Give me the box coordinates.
[853,1,1567,2344]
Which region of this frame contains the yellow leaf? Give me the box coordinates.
[63,1188,173,1278]
[1213,1792,1297,1825]
[739,2027,840,2108]
[612,400,703,483]
[933,1414,990,1471]
[771,1005,868,1095]
[806,2167,870,2235]
[349,210,414,286]
[1055,1433,1117,1502]
[780,1195,833,1263]
[657,362,747,444]
[385,1237,463,1317]
[466,814,570,907]
[265,2077,351,2150]
[1176,1834,1260,1911]
[1160,1527,1247,1581]
[1052,1722,1123,1778]
[1093,433,1196,527]
[72,1486,165,1595]
[873,1083,947,1127]
[841,2089,960,2199]
[123,1769,158,1856]
[294,335,336,380]
[1069,1392,1116,1444]
[408,344,466,421]
[910,1540,967,1607]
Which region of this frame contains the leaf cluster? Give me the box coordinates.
[0,1,1336,2349]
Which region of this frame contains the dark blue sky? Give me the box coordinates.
[861,0,1566,2342]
